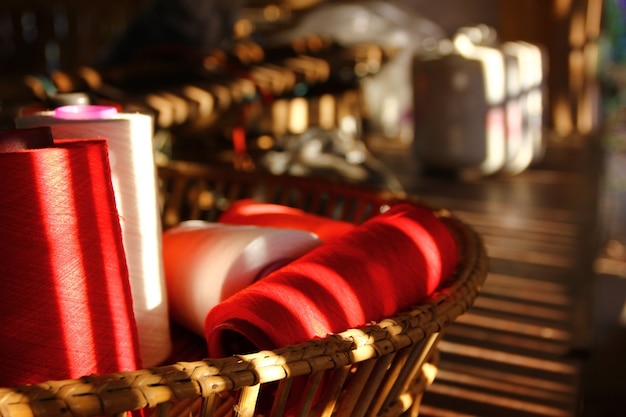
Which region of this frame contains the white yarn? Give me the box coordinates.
[162,221,322,336]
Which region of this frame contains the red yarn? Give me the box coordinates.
[205,203,459,358]
[218,199,356,242]
[0,133,142,387]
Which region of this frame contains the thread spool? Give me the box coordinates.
[0,128,142,385]
[218,199,356,243]
[205,203,459,357]
[15,106,171,367]
[162,221,322,336]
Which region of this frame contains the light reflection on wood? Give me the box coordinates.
[434,368,573,404]
[146,93,174,128]
[480,233,575,255]
[418,404,477,417]
[425,379,572,417]
[444,325,571,356]
[471,297,570,322]
[484,244,576,268]
[417,195,577,224]
[318,94,336,130]
[480,275,572,307]
[453,313,571,342]
[288,97,308,134]
[454,210,578,237]
[425,382,572,417]
[497,169,583,185]
[182,85,214,119]
[484,273,570,294]
[160,92,189,125]
[438,362,577,394]
[271,99,289,137]
[438,340,579,374]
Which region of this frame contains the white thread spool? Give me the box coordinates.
[162,221,323,336]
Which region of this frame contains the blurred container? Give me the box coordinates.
[412,33,507,177]
[262,0,446,145]
[411,26,547,177]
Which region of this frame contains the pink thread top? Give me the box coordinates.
[54,105,118,120]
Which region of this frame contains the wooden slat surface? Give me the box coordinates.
[374,136,603,417]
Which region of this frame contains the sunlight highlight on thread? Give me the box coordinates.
[129,116,164,312]
[35,153,96,373]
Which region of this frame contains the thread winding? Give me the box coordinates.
[0,134,141,386]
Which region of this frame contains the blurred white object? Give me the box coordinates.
[263,126,404,192]
[454,31,508,175]
[458,25,547,170]
[412,32,507,176]
[162,221,322,335]
[411,26,547,177]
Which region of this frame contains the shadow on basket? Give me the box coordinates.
[0,160,488,417]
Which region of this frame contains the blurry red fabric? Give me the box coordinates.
[218,199,356,243]
[0,130,141,386]
[205,202,459,358]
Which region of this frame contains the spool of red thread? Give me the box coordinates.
[218,199,356,243]
[205,202,459,358]
[0,127,142,386]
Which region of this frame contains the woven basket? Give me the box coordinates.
[0,161,488,417]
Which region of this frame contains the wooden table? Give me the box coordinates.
[372,135,604,417]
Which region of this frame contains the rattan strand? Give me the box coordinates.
[0,162,488,417]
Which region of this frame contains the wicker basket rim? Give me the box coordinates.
[0,163,489,417]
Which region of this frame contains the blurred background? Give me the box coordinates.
[0,0,615,188]
[1,0,625,415]
[0,0,611,144]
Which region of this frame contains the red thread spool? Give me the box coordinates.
[218,199,356,243]
[0,128,141,386]
[205,202,459,357]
